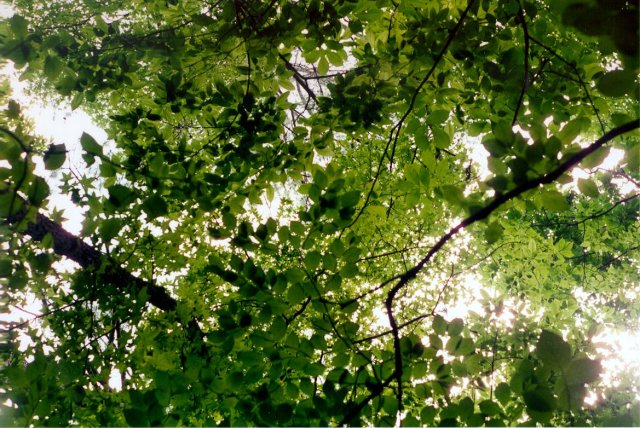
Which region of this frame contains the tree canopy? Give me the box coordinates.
[0,0,639,426]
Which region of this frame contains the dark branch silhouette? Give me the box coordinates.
[4,210,178,312]
[384,119,639,412]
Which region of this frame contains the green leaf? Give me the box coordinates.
[582,147,610,169]
[494,382,511,405]
[341,190,361,208]
[9,269,28,289]
[539,190,569,213]
[432,315,447,335]
[0,258,12,277]
[426,110,450,126]
[270,316,286,340]
[317,56,329,75]
[558,117,590,144]
[99,218,122,242]
[108,185,136,208]
[124,408,149,427]
[565,358,602,386]
[304,251,322,271]
[433,128,450,149]
[536,330,571,369]
[484,222,504,244]
[304,362,325,376]
[625,144,639,172]
[80,132,103,155]
[44,55,63,81]
[402,415,420,427]
[523,388,556,413]
[456,338,475,356]
[458,397,474,420]
[142,194,168,219]
[421,406,437,423]
[479,399,502,416]
[71,92,83,110]
[287,283,306,305]
[28,176,50,206]
[9,15,28,38]
[596,69,637,97]
[577,178,599,197]
[447,318,464,336]
[43,144,66,170]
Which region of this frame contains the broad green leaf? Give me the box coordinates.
[539,190,569,213]
[558,117,589,143]
[124,408,149,427]
[287,283,306,305]
[432,314,447,335]
[484,222,504,244]
[494,383,511,405]
[577,178,599,197]
[565,358,602,385]
[536,330,571,369]
[317,56,329,75]
[582,147,610,169]
[43,143,66,170]
[479,399,502,416]
[9,15,28,38]
[448,318,464,336]
[597,69,637,97]
[341,190,361,208]
[625,144,639,172]
[456,338,475,356]
[0,258,12,277]
[523,388,556,413]
[270,316,286,340]
[108,184,136,208]
[99,218,122,242]
[80,132,103,155]
[28,176,50,206]
[304,251,321,270]
[426,110,450,126]
[421,406,437,423]
[44,55,63,81]
[142,194,168,219]
[433,128,450,149]
[458,397,474,420]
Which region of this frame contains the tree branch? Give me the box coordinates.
[387,119,638,300]
[529,35,606,134]
[4,209,179,312]
[382,119,638,413]
[279,53,317,101]
[346,0,477,229]
[512,3,530,126]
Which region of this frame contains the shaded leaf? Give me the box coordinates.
[536,330,571,369]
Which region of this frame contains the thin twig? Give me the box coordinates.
[279,53,318,101]
[512,3,530,126]
[529,35,606,134]
[346,0,477,230]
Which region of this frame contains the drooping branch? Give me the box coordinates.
[387,119,638,301]
[5,209,179,312]
[383,118,639,411]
